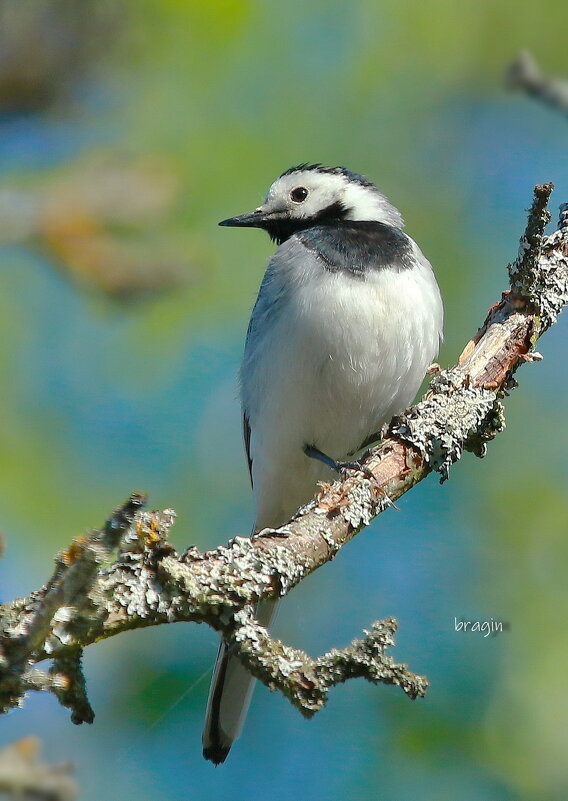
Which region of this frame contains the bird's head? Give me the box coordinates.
[219,164,404,244]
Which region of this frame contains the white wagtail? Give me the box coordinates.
[203,164,443,764]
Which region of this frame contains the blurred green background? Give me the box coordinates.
[1,1,568,799]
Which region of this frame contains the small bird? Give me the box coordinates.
[202,164,443,764]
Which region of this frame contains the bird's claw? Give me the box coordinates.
[334,459,377,483]
[304,445,377,483]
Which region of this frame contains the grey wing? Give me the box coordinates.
[241,277,271,492]
[243,236,311,352]
[241,287,268,491]
[240,240,300,490]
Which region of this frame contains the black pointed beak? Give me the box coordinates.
[219,209,268,228]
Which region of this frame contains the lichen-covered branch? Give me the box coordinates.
[229,610,427,715]
[1,185,567,728]
[0,494,146,719]
[506,51,568,116]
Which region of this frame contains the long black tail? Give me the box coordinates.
[202,598,278,764]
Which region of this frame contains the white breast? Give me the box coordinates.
[241,236,442,530]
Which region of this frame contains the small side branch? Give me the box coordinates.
[506,51,568,116]
[228,610,426,716]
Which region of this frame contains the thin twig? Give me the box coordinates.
[506,51,568,115]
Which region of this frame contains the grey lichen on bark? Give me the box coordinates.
[227,609,426,715]
[1,184,567,732]
[390,369,505,482]
[508,184,568,329]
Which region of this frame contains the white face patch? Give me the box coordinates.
[262,168,404,228]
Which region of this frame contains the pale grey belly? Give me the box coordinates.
[244,265,441,528]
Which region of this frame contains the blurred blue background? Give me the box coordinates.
[1,1,568,799]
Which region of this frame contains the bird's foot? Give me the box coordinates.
[304,445,376,483]
[334,459,377,483]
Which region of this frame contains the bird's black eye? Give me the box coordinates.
[290,186,308,203]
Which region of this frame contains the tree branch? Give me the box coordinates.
[1,186,567,727]
[506,51,568,115]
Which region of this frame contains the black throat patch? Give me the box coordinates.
[296,221,414,275]
[264,200,348,245]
